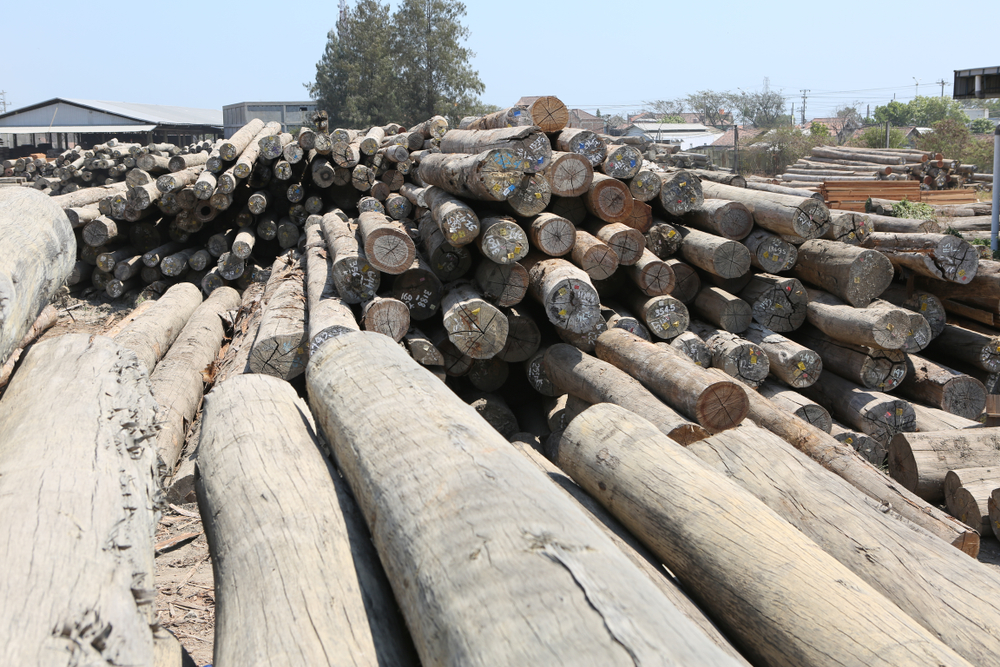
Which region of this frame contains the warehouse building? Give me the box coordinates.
[222,101,317,139]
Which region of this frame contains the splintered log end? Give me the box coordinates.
[697,381,750,434]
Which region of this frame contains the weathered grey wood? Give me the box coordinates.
[744,322,821,388]
[477,214,529,265]
[794,326,906,391]
[656,169,705,217]
[626,170,662,203]
[829,420,886,464]
[823,210,872,245]
[890,429,1000,502]
[198,374,419,666]
[701,180,831,240]
[945,467,1000,536]
[805,288,911,350]
[627,293,689,340]
[791,239,894,307]
[440,127,551,173]
[423,185,479,247]
[0,334,160,666]
[736,273,808,332]
[899,354,986,420]
[596,328,748,433]
[584,221,644,266]
[303,223,359,351]
[321,212,380,304]
[151,286,241,479]
[0,188,76,365]
[691,321,769,387]
[912,403,982,431]
[667,330,712,367]
[248,254,308,380]
[112,282,203,373]
[571,230,619,280]
[554,403,970,667]
[361,296,410,342]
[866,300,933,353]
[441,281,508,358]
[554,128,607,167]
[358,212,416,275]
[802,371,915,445]
[692,287,752,333]
[418,149,523,201]
[862,232,979,285]
[690,421,1000,667]
[879,285,946,339]
[474,258,528,308]
[600,144,642,180]
[503,173,551,217]
[759,380,832,431]
[306,331,744,667]
[743,228,796,274]
[927,323,1000,373]
[645,220,682,259]
[214,283,265,384]
[523,254,602,334]
[681,199,753,240]
[544,343,708,444]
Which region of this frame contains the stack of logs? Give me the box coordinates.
[780,145,978,190]
[10,93,1000,666]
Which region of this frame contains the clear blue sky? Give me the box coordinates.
[1,0,995,121]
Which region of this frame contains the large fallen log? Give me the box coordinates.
[0,304,57,390]
[676,225,750,279]
[690,421,1000,666]
[791,239,894,307]
[553,403,971,667]
[680,199,753,240]
[898,354,986,420]
[112,283,203,373]
[0,187,76,365]
[758,380,832,431]
[701,180,830,240]
[744,322,821,388]
[945,467,1000,537]
[890,429,1000,501]
[248,253,308,380]
[417,149,522,201]
[862,232,978,285]
[197,374,419,666]
[543,343,708,444]
[802,370,915,445]
[925,322,1000,373]
[793,326,906,391]
[440,127,551,173]
[738,273,808,332]
[151,286,241,480]
[306,331,743,666]
[0,334,160,665]
[804,288,910,350]
[596,328,748,432]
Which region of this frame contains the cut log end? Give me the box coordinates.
[697,381,750,434]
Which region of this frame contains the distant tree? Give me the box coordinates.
[660,115,684,124]
[965,98,1000,116]
[745,126,834,175]
[872,100,911,127]
[684,90,732,127]
[392,0,484,126]
[307,0,399,128]
[970,118,995,134]
[810,122,830,138]
[836,103,864,128]
[850,126,909,149]
[908,96,969,127]
[644,99,686,117]
[917,118,972,158]
[730,89,786,129]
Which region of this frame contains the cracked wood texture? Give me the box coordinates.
[862,232,978,284]
[692,287,752,333]
[0,335,160,666]
[656,169,705,217]
[890,429,1000,502]
[926,322,1000,373]
[701,180,830,240]
[628,293,688,340]
[738,273,808,332]
[214,283,265,384]
[945,467,1000,536]
[867,300,932,353]
[303,222,359,348]
[440,127,551,173]
[802,371,915,446]
[804,288,910,350]
[553,128,607,167]
[0,187,76,366]
[824,210,872,245]
[681,199,753,240]
[544,343,708,444]
[441,281,508,359]
[626,170,662,202]
[690,321,769,387]
[743,229,795,274]
[361,296,410,342]
[249,253,308,380]
[523,212,575,257]
[358,211,416,275]
[792,239,894,307]
[570,230,618,280]
[477,215,529,265]
[625,248,675,297]
[523,254,601,334]
[496,308,540,362]
[391,250,445,320]
[676,225,751,279]
[112,282,203,373]
[596,328,748,433]
[541,151,593,197]
[306,331,742,667]
[584,221,644,266]
[830,420,886,464]
[474,259,528,308]
[758,380,832,431]
[508,435,750,666]
[666,331,712,367]
[417,149,522,201]
[554,403,971,667]
[197,374,419,667]
[424,185,480,247]
[743,323,821,388]
[899,354,986,420]
[645,220,681,259]
[878,285,946,340]
[793,326,906,391]
[689,421,1000,667]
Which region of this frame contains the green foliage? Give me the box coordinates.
[810,122,830,137]
[872,100,911,126]
[308,0,485,128]
[917,118,995,171]
[891,199,936,220]
[684,90,731,127]
[970,118,995,134]
[660,115,684,124]
[908,96,969,126]
[849,126,909,149]
[965,99,1000,116]
[744,127,835,175]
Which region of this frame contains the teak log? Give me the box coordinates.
[503,173,551,217]
[738,273,808,332]
[628,293,689,340]
[791,239,894,307]
[830,420,886,464]
[804,288,910,350]
[554,128,607,167]
[584,220,644,266]
[248,254,308,380]
[391,250,445,320]
[681,199,753,240]
[926,323,1000,373]
[521,95,569,132]
[570,230,619,280]
[899,354,986,420]
[690,421,1000,667]
[691,321,769,387]
[583,173,633,224]
[862,232,978,284]
[0,188,76,365]
[890,429,1000,501]
[441,281,509,359]
[0,335,160,666]
[744,322,821,388]
[663,258,700,303]
[321,212,380,304]
[596,328,748,433]
[543,344,707,444]
[802,371,915,445]
[477,215,529,265]
[600,144,642,180]
[824,210,872,245]
[523,254,602,334]
[541,151,593,197]
[418,149,522,201]
[553,404,970,667]
[440,127,551,173]
[150,286,241,479]
[758,380,832,431]
[946,467,1000,536]
[625,248,675,297]
[701,180,830,240]
[303,223,359,350]
[743,228,796,274]
[794,326,906,391]
[524,212,575,256]
[867,300,932,353]
[423,185,480,247]
[198,375,418,666]
[645,220,682,258]
[677,225,750,279]
[112,282,203,373]
[692,287,752,333]
[358,211,416,275]
[668,330,712,367]
[362,296,410,342]
[879,285,946,339]
[306,331,743,666]
[656,169,705,217]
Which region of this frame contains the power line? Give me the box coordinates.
[935,79,950,97]
[800,90,809,125]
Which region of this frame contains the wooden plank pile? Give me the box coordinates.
[8,94,1000,666]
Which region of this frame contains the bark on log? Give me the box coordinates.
[926,323,1000,373]
[303,223,359,349]
[198,374,418,666]
[473,259,528,308]
[823,210,872,245]
[359,212,415,275]
[583,221,644,266]
[361,296,410,342]
[681,199,753,240]
[702,180,830,239]
[417,149,522,201]
[523,212,576,257]
[553,403,970,667]
[523,254,602,334]
[441,281,509,359]
[0,188,76,365]
[112,282,203,373]
[554,128,607,167]
[248,254,308,380]
[794,326,906,391]
[791,239,894,307]
[596,328,748,432]
[744,322,821,388]
[423,185,480,247]
[541,151,593,197]
[805,288,911,350]
[677,225,751,279]
[543,344,708,444]
[583,173,633,224]
[151,286,241,479]
[625,248,675,297]
[743,228,796,274]
[759,380,832,431]
[322,212,380,304]
[899,354,986,420]
[802,371,915,445]
[945,467,1000,536]
[306,331,743,666]
[890,429,1000,501]
[862,232,979,285]
[656,169,705,217]
[690,421,1000,667]
[440,127,551,173]
[644,220,682,258]
[692,287,752,333]
[690,321,769,387]
[0,334,160,666]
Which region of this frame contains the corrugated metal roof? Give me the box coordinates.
[631,121,716,133]
[0,124,156,134]
[65,100,221,126]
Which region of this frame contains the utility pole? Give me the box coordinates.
[0,91,7,114]
[935,79,949,97]
[799,89,809,125]
[913,77,920,98]
[791,103,795,126]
